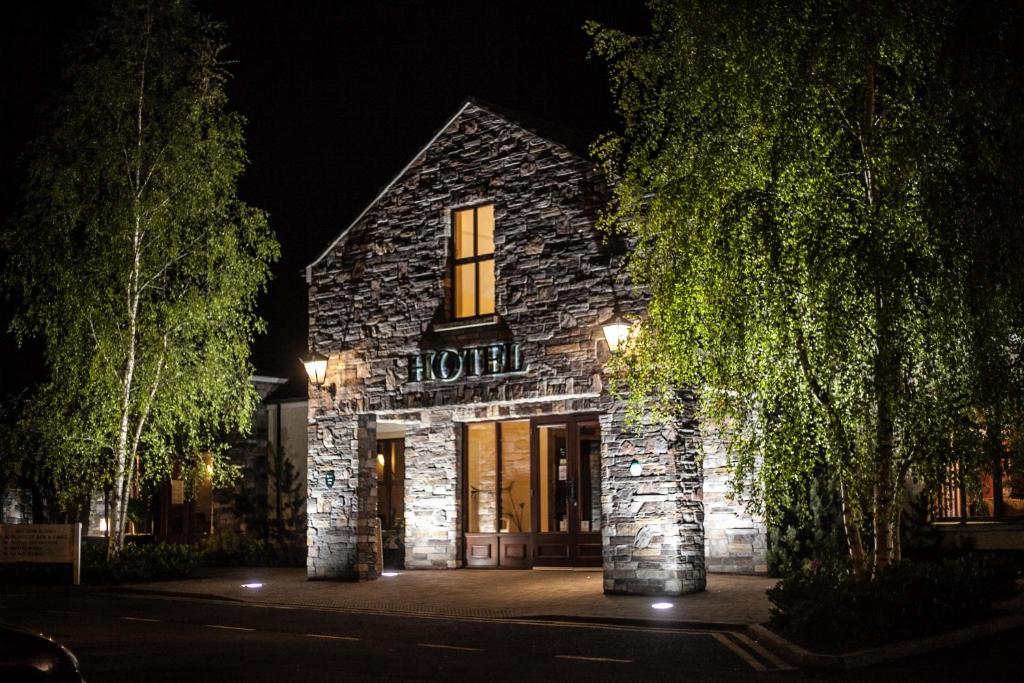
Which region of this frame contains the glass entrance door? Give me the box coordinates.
[533,418,603,567]
[463,415,602,568]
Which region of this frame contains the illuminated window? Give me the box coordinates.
[933,457,1024,520]
[452,204,495,318]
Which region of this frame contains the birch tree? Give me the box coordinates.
[589,0,1024,574]
[3,0,278,555]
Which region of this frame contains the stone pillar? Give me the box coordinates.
[307,412,361,579]
[355,414,380,580]
[600,399,705,595]
[404,411,461,569]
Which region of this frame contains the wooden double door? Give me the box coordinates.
[463,415,602,569]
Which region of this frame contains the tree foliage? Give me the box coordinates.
[2,0,279,553]
[589,0,1024,573]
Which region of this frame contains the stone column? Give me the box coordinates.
[307,412,357,578]
[404,411,462,569]
[600,399,705,595]
[355,414,380,580]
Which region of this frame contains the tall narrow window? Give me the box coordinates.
[453,204,495,318]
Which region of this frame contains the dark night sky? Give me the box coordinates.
[0,1,650,396]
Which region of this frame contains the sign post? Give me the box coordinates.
[0,523,82,585]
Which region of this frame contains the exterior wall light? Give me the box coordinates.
[601,266,632,352]
[629,459,643,476]
[602,318,631,352]
[301,349,334,398]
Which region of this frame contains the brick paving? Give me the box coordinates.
[123,568,776,626]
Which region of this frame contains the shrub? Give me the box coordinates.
[82,541,199,583]
[767,473,848,576]
[768,555,1020,651]
[200,530,304,568]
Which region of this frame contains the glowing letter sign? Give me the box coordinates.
[408,342,524,383]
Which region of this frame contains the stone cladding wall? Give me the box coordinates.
[307,101,639,416]
[1,488,33,524]
[600,399,706,595]
[404,413,461,568]
[306,412,360,579]
[354,414,379,580]
[702,432,768,574]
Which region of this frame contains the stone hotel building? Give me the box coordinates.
[303,99,766,596]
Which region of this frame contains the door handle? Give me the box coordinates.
[567,480,577,504]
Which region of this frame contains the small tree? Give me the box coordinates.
[3,0,278,555]
[589,0,1024,573]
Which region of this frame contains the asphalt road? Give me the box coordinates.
[0,587,788,682]
[1,587,1022,682]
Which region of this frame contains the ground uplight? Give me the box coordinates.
[240,583,264,589]
[651,602,673,610]
[381,572,399,577]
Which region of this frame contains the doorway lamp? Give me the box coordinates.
[601,258,632,352]
[602,302,631,353]
[301,349,335,398]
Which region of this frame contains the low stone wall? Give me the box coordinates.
[702,431,768,574]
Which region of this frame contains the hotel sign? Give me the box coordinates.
[408,342,524,383]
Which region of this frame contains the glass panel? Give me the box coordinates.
[455,263,476,318]
[376,441,389,527]
[578,422,601,533]
[538,424,569,533]
[476,204,495,255]
[467,422,497,533]
[454,208,474,259]
[392,441,404,527]
[500,421,531,533]
[478,259,495,316]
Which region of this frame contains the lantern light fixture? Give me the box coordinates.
[629,459,643,476]
[602,317,632,352]
[601,265,632,353]
[301,349,334,398]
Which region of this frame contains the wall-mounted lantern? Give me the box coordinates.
[629,459,643,476]
[301,349,335,398]
[602,316,632,353]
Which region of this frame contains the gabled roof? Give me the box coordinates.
[304,97,593,282]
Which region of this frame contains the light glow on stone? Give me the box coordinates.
[651,602,673,610]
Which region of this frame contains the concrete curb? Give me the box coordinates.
[749,611,1024,670]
